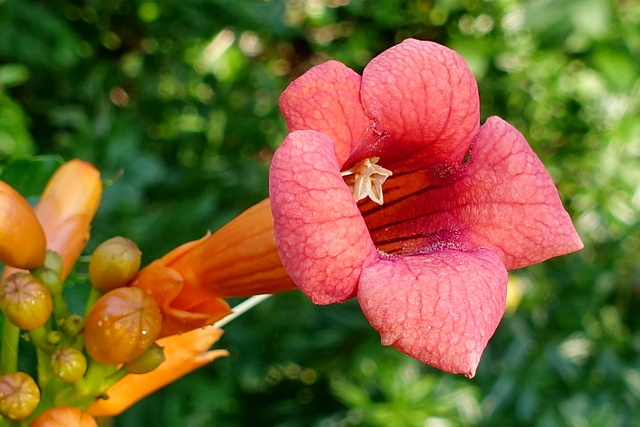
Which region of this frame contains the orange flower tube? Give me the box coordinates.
[88,326,229,417]
[0,181,47,270]
[33,160,102,279]
[132,199,295,337]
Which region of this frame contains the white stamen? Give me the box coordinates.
[214,294,271,328]
[341,157,393,205]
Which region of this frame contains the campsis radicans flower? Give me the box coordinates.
[269,38,583,376]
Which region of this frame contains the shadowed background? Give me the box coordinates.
[1,0,639,425]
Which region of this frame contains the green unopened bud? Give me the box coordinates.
[89,237,142,292]
[47,331,62,345]
[43,250,64,277]
[124,343,166,374]
[60,314,85,337]
[51,347,88,383]
[32,251,64,294]
[38,268,63,295]
[0,372,40,420]
[0,273,53,330]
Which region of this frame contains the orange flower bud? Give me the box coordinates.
[84,287,162,365]
[0,180,46,269]
[89,237,142,292]
[33,160,102,280]
[0,372,40,420]
[30,406,98,427]
[0,273,53,330]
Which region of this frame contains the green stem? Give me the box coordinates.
[0,320,20,375]
[51,293,68,325]
[29,326,54,389]
[75,359,119,398]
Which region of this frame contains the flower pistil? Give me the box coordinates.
[341,157,393,205]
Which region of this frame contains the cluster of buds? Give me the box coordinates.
[0,236,164,424]
[0,161,174,424]
[0,158,278,423]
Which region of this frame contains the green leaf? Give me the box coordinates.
[0,64,31,88]
[0,155,64,197]
[0,94,35,157]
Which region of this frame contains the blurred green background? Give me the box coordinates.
[1,0,639,425]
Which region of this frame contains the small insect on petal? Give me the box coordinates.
[341,157,393,205]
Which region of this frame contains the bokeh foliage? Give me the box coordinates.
[1,0,639,425]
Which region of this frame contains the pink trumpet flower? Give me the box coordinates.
[269,39,583,377]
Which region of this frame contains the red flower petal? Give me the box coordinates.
[358,248,507,377]
[269,130,378,304]
[460,117,584,267]
[360,116,583,269]
[279,61,369,166]
[355,39,479,169]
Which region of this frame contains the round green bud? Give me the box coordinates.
[60,314,85,338]
[124,343,166,374]
[89,237,142,292]
[47,331,62,345]
[51,347,88,383]
[0,372,41,420]
[0,273,53,330]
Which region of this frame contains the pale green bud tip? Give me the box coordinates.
[89,237,142,292]
[124,343,166,374]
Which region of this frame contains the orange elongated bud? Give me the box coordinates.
[0,180,47,269]
[132,199,295,337]
[89,326,228,417]
[33,160,102,280]
[30,406,98,427]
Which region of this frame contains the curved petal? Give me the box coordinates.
[356,38,479,169]
[358,248,507,377]
[360,117,583,269]
[269,130,378,304]
[132,262,231,338]
[279,61,369,166]
[460,117,584,267]
[89,327,228,417]
[34,160,102,279]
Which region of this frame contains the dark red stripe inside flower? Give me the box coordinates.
[269,38,583,377]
